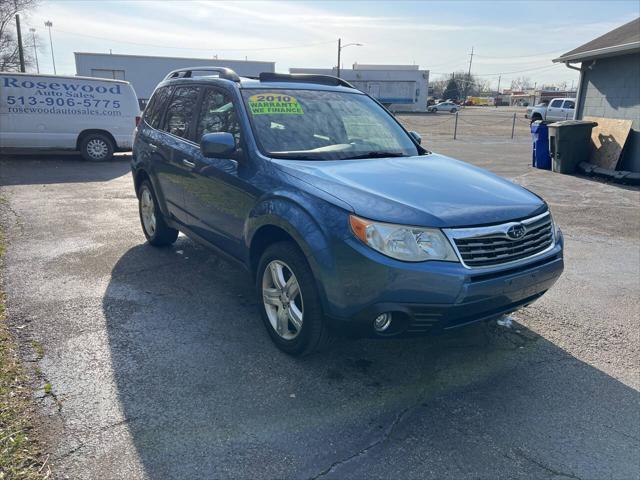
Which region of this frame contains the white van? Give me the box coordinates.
[0,72,139,161]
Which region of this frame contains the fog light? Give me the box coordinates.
[374,313,392,332]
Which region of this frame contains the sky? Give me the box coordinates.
[19,0,640,90]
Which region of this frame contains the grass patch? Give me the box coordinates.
[0,226,50,478]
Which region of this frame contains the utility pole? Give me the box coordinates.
[463,46,474,104]
[15,14,26,72]
[497,75,501,94]
[29,28,39,74]
[496,75,501,107]
[45,20,56,74]
[337,38,341,78]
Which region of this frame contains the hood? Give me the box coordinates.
[275,154,546,227]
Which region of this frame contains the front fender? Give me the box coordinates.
[245,191,350,314]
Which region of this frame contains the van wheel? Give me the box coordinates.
[138,180,178,246]
[256,241,332,356]
[80,133,114,162]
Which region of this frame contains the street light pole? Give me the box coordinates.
[44,20,56,74]
[337,38,341,78]
[336,39,363,79]
[29,28,39,74]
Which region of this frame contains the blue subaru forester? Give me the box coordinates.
[132,67,564,356]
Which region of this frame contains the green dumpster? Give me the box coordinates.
[548,120,598,174]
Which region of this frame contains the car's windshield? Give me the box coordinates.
[241,89,419,161]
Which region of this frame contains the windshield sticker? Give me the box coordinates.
[248,93,303,115]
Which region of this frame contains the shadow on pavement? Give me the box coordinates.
[103,239,640,479]
[0,153,131,186]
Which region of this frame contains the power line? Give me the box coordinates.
[26,25,336,52]
[473,48,566,59]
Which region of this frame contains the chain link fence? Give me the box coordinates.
[397,110,534,140]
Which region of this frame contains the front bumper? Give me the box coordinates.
[317,231,564,337]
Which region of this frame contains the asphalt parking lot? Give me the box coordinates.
[0,127,639,479]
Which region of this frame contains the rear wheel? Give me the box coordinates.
[256,241,332,356]
[138,180,178,246]
[80,133,114,162]
[450,108,457,113]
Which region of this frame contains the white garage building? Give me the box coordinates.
[290,64,429,112]
[74,52,275,108]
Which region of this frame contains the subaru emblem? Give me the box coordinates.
[507,224,527,240]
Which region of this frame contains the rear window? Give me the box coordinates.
[144,86,172,129]
[162,86,200,140]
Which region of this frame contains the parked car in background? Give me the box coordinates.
[132,68,564,356]
[427,101,459,113]
[0,72,139,161]
[526,98,576,122]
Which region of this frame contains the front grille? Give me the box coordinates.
[446,212,554,268]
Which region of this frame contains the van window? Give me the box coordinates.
[145,86,172,130]
[196,88,241,145]
[549,99,563,108]
[163,86,200,139]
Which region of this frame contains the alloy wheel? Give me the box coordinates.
[262,260,304,340]
[140,187,157,237]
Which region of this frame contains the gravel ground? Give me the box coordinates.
[0,134,638,480]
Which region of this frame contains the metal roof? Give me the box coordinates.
[553,17,640,63]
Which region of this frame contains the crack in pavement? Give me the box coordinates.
[308,404,415,479]
[512,448,582,480]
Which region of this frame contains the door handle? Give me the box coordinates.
[182,159,196,168]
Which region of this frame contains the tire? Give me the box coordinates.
[138,180,178,247]
[531,115,542,124]
[256,241,332,356]
[450,108,457,113]
[432,108,438,113]
[80,133,114,162]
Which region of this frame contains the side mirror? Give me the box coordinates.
[409,131,422,145]
[200,132,236,158]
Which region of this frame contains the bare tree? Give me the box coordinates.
[0,0,39,71]
[429,78,449,98]
[510,76,533,91]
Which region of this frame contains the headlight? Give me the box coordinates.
[349,215,459,262]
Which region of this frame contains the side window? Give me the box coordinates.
[163,86,200,140]
[196,88,241,144]
[144,86,172,129]
[550,99,563,108]
[563,100,575,109]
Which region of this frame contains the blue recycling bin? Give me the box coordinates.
[531,121,551,170]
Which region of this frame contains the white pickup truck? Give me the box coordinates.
[526,98,576,122]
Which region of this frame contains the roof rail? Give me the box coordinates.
[164,67,240,82]
[258,72,355,89]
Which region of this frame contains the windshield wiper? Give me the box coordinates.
[342,151,408,160]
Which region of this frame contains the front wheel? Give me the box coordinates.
[138,180,178,246]
[256,241,332,356]
[80,133,114,162]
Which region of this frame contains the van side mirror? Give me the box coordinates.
[409,131,422,145]
[200,132,236,158]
